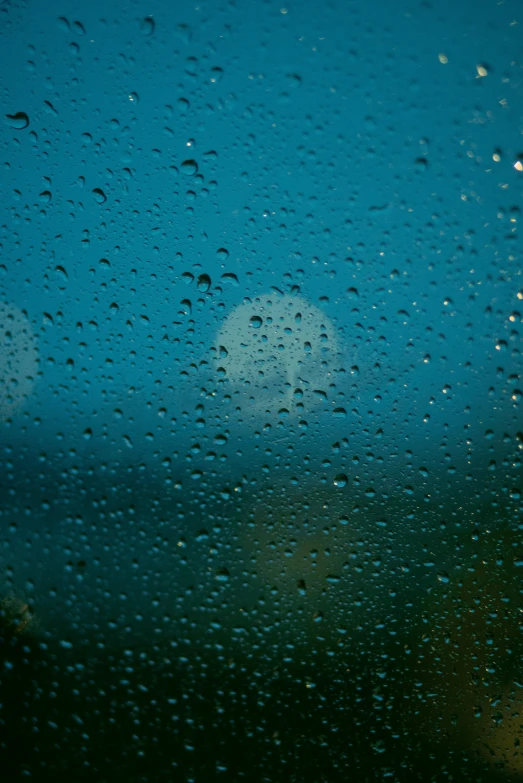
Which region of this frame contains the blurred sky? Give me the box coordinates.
[0,0,522,591]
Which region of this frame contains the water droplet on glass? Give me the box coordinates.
[333,474,348,488]
[181,159,198,176]
[56,16,70,32]
[210,67,224,83]
[140,16,155,36]
[286,73,302,88]
[221,272,238,286]
[55,265,68,282]
[176,23,192,44]
[92,188,106,204]
[197,274,211,293]
[5,112,29,130]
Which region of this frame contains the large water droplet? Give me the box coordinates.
[5,112,29,130]
[197,274,211,293]
[181,159,198,176]
[92,188,106,204]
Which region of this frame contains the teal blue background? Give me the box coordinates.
[1,0,522,780]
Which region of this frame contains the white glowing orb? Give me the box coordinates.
[215,293,341,417]
[0,302,38,423]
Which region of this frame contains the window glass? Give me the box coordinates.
[1,0,522,780]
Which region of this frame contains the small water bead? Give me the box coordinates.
[140,16,155,36]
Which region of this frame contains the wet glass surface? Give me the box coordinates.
[1,0,522,780]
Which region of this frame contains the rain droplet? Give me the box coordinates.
[181,159,198,176]
[55,265,68,282]
[140,16,155,36]
[250,315,263,329]
[286,73,302,88]
[210,67,224,83]
[197,274,211,293]
[5,112,29,130]
[221,272,238,286]
[92,188,106,204]
[333,474,348,488]
[56,16,70,32]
